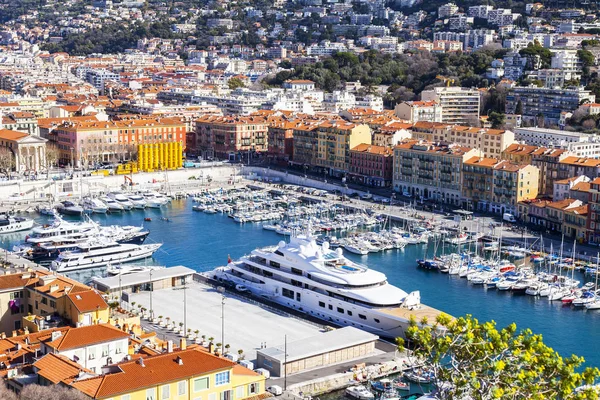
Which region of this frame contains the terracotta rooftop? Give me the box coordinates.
[70,348,245,399]
[45,324,130,351]
[571,181,591,193]
[351,143,393,156]
[464,156,500,167]
[67,289,109,313]
[559,156,600,167]
[34,353,88,384]
[0,129,29,141]
[547,198,581,210]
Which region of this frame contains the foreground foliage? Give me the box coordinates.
[400,314,599,399]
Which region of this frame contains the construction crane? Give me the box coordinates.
[436,75,455,87]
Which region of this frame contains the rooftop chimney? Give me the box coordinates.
[167,340,173,353]
[180,338,186,351]
[138,357,145,367]
[176,356,183,365]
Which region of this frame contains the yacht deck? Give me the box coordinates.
[378,303,446,323]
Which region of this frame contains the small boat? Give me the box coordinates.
[417,259,439,270]
[370,379,392,392]
[403,369,434,384]
[144,217,152,222]
[345,385,374,400]
[392,379,409,391]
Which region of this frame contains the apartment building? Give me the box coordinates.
[267,120,297,162]
[394,101,442,123]
[291,123,319,166]
[348,144,394,187]
[513,127,587,147]
[52,117,186,167]
[39,324,130,373]
[0,271,109,335]
[68,347,266,400]
[373,122,412,147]
[505,86,595,124]
[588,178,600,244]
[315,121,371,175]
[194,115,268,160]
[557,156,600,181]
[553,176,591,201]
[393,141,482,206]
[409,124,516,157]
[462,157,539,215]
[420,86,481,125]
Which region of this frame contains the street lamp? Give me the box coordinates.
[217,286,226,353]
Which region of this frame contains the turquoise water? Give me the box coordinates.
[2,199,599,368]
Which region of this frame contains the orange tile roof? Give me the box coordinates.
[71,348,241,399]
[45,324,130,351]
[571,181,591,193]
[559,156,600,167]
[34,353,87,384]
[547,198,581,210]
[464,156,499,167]
[0,129,29,141]
[67,289,109,313]
[0,273,32,290]
[351,143,393,156]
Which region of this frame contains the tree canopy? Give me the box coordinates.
[400,314,599,400]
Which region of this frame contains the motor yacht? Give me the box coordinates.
[106,264,164,276]
[0,215,35,233]
[25,216,97,244]
[101,196,125,212]
[82,197,108,214]
[128,194,147,209]
[50,240,162,272]
[208,229,445,339]
[108,192,134,210]
[57,201,84,216]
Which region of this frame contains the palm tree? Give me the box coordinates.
[225,344,230,353]
[194,329,200,338]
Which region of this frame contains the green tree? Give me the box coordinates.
[488,112,506,129]
[515,99,523,115]
[402,314,599,400]
[578,49,595,80]
[228,77,245,90]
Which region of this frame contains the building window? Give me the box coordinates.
[236,386,244,398]
[162,384,170,399]
[41,297,48,305]
[194,377,209,392]
[122,395,131,400]
[220,391,232,400]
[249,383,259,394]
[50,300,56,308]
[215,371,230,386]
[178,381,186,396]
[146,388,155,400]
[102,345,109,357]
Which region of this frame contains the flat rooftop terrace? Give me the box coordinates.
[129,281,328,362]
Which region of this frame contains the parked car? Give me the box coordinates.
[267,386,283,396]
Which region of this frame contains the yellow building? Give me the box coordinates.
[138,142,183,172]
[462,157,539,216]
[0,271,109,335]
[315,121,371,174]
[69,346,267,400]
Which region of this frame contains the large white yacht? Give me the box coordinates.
[26,217,97,244]
[50,241,162,272]
[210,231,444,338]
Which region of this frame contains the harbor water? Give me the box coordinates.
[2,199,600,368]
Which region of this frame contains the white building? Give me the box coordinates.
[40,324,130,374]
[553,175,590,201]
[513,127,588,147]
[420,87,480,125]
[550,50,582,81]
[394,100,443,123]
[438,3,459,18]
